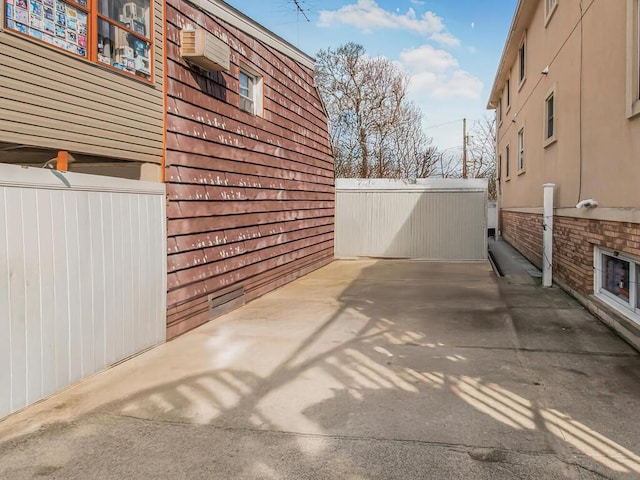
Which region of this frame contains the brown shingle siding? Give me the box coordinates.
[165,0,334,337]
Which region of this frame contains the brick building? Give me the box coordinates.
[488,0,640,348]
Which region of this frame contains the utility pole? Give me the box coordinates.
[462,117,467,179]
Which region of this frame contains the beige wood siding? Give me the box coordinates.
[0,0,164,164]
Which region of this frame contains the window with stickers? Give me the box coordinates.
[4,0,153,80]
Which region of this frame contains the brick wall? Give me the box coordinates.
[555,217,640,294]
[501,211,543,269]
[502,210,640,295]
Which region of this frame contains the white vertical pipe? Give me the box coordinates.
[542,183,555,287]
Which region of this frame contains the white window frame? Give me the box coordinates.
[517,127,525,173]
[239,64,263,116]
[544,85,557,147]
[498,98,503,125]
[594,246,640,325]
[518,34,527,90]
[545,0,558,26]
[626,0,640,118]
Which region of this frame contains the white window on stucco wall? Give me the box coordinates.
[517,128,525,172]
[545,0,558,25]
[544,85,557,147]
[518,38,526,87]
[594,247,640,325]
[626,0,640,117]
[505,144,511,179]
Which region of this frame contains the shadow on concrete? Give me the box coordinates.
[1,260,640,479]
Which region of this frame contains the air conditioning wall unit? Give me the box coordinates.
[180,26,230,72]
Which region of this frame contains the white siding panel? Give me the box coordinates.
[51,189,71,391]
[336,179,488,261]
[22,190,42,405]
[6,188,27,411]
[0,164,166,419]
[0,189,11,415]
[37,190,57,399]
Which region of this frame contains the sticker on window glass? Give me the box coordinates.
[29,0,42,16]
[6,0,88,57]
[30,14,43,29]
[14,7,27,23]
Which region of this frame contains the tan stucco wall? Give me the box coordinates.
[496,0,640,212]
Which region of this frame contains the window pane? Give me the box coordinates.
[240,71,250,98]
[603,254,630,302]
[98,0,151,39]
[547,94,554,138]
[240,96,254,113]
[506,79,510,105]
[518,130,524,169]
[97,19,151,79]
[506,146,510,176]
[5,0,88,57]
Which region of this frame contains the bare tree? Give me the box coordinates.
[316,43,436,179]
[466,116,497,199]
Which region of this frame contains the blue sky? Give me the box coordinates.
[226,0,518,150]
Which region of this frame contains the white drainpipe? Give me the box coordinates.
[542,183,555,287]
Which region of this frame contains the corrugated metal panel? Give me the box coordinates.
[336,179,488,261]
[0,0,164,164]
[0,164,166,419]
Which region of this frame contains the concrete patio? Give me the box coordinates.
[0,259,639,479]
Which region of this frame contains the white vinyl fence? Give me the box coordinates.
[0,163,166,419]
[336,178,488,261]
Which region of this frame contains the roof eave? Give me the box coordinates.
[486,0,537,110]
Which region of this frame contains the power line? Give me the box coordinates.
[423,119,463,131]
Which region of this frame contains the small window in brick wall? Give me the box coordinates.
[594,247,640,324]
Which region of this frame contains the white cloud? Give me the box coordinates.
[400,45,458,72]
[429,32,460,48]
[431,71,484,100]
[399,45,483,100]
[318,0,459,47]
